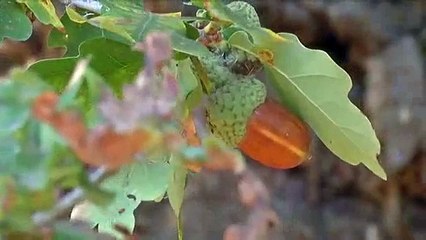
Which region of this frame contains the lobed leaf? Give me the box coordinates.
[71,161,171,239]
[30,38,143,95]
[129,12,210,57]
[49,14,104,57]
[204,2,386,179]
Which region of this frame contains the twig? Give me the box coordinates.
[32,167,108,226]
[59,0,103,14]
[66,58,90,91]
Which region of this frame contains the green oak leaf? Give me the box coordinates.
[229,31,386,180]
[17,0,64,30]
[49,14,131,57]
[53,222,112,240]
[167,156,187,218]
[13,129,50,190]
[88,16,135,43]
[204,2,386,179]
[99,0,144,16]
[189,0,204,8]
[84,0,144,44]
[0,70,49,134]
[59,1,209,57]
[71,161,172,239]
[0,70,51,187]
[177,58,200,109]
[184,22,200,40]
[0,0,32,41]
[0,135,20,174]
[0,102,29,134]
[65,6,87,24]
[105,10,210,57]
[29,38,143,95]
[204,0,283,43]
[49,14,103,57]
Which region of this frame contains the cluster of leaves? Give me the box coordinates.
[0,0,386,239]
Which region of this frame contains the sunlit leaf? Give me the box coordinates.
[88,16,135,43]
[99,0,144,16]
[228,30,386,180]
[17,0,64,30]
[200,1,386,179]
[65,6,87,24]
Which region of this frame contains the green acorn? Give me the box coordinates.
[206,77,266,146]
[227,1,261,28]
[196,55,239,89]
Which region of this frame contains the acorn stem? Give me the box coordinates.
[190,56,214,94]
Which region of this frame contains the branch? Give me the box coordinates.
[59,0,103,14]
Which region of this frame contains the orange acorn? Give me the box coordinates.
[238,98,311,169]
[206,78,311,169]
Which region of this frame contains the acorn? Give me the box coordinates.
[238,98,311,169]
[226,1,261,28]
[206,77,266,146]
[206,78,311,169]
[197,55,238,89]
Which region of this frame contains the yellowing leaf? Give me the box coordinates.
[158,12,182,17]
[17,0,64,30]
[89,16,135,43]
[65,6,87,24]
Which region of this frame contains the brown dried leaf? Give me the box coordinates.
[82,127,156,169]
[182,116,201,147]
[32,92,157,169]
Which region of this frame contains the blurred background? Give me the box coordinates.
[0,1,424,239]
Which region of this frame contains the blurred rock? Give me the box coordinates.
[365,36,424,174]
[371,1,424,41]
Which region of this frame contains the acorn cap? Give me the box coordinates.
[197,55,236,89]
[226,1,261,28]
[206,78,266,146]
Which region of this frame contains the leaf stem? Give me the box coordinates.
[177,214,184,240]
[189,56,213,95]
